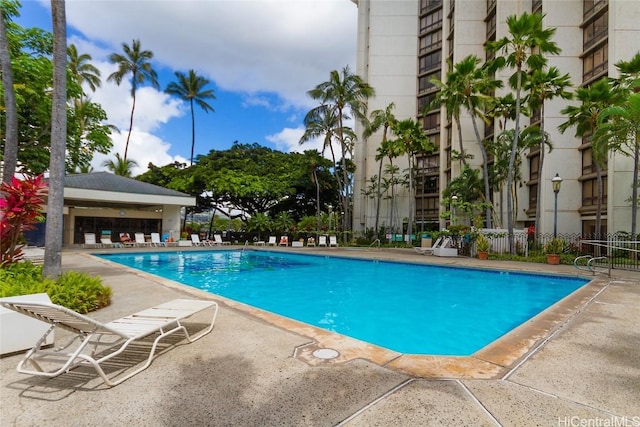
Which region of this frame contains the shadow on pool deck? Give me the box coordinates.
[1,247,638,426]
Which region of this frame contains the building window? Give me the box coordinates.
[416,196,440,218]
[419,30,443,54]
[417,154,440,175]
[418,71,441,94]
[485,10,496,40]
[581,140,607,174]
[584,0,608,19]
[529,153,540,181]
[582,176,607,207]
[418,93,438,115]
[529,183,538,211]
[583,10,608,50]
[532,0,542,13]
[419,50,442,74]
[420,0,442,14]
[583,43,608,82]
[422,112,441,130]
[420,9,443,34]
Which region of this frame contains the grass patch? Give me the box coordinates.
[0,262,111,313]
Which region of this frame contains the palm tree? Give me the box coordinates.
[102,153,139,177]
[107,39,159,160]
[487,12,560,253]
[363,102,396,237]
[390,118,434,241]
[165,70,216,166]
[300,103,345,218]
[43,0,67,279]
[595,92,640,237]
[0,5,18,183]
[526,66,572,240]
[308,66,375,236]
[559,78,618,240]
[430,59,470,167]
[246,213,272,240]
[67,44,101,94]
[451,55,502,227]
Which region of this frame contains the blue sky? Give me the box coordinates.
[18,0,358,175]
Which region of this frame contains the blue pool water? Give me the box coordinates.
[98,250,588,356]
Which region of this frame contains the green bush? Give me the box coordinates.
[0,262,111,313]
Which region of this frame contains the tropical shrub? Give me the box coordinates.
[0,262,112,313]
[544,237,565,254]
[0,175,48,267]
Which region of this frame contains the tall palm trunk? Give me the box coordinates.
[375,156,384,237]
[314,168,320,233]
[0,13,18,183]
[455,116,468,167]
[507,69,523,253]
[632,138,639,238]
[43,0,67,279]
[407,153,413,240]
[189,98,196,166]
[469,113,493,228]
[124,89,137,160]
[534,102,546,244]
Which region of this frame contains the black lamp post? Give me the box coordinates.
[552,173,563,238]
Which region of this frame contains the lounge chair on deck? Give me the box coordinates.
[191,234,208,247]
[83,233,100,249]
[279,236,288,247]
[100,238,115,248]
[135,233,151,247]
[329,236,338,247]
[267,236,277,246]
[213,234,231,245]
[413,236,444,255]
[318,235,328,247]
[150,233,165,247]
[0,298,218,387]
[119,233,135,247]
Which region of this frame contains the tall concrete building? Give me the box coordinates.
[351,0,640,237]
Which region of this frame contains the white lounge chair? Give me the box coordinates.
[329,235,338,247]
[279,236,288,246]
[191,234,207,246]
[135,233,151,247]
[433,237,458,257]
[213,234,230,245]
[0,298,218,387]
[318,235,328,247]
[83,233,101,249]
[100,237,117,248]
[267,236,277,246]
[150,233,165,247]
[414,236,445,255]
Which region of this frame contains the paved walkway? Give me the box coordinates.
[1,247,638,426]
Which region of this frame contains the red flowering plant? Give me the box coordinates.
[0,175,48,267]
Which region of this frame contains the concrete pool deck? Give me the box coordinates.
[1,246,638,426]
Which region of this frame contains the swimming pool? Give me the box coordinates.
[98,250,588,356]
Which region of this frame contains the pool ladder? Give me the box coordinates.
[573,255,610,276]
[242,240,249,253]
[370,239,381,249]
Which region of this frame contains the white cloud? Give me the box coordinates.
[92,129,189,177]
[64,0,357,109]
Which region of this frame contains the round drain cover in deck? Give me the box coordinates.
[312,348,339,359]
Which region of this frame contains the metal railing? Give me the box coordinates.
[472,231,640,272]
